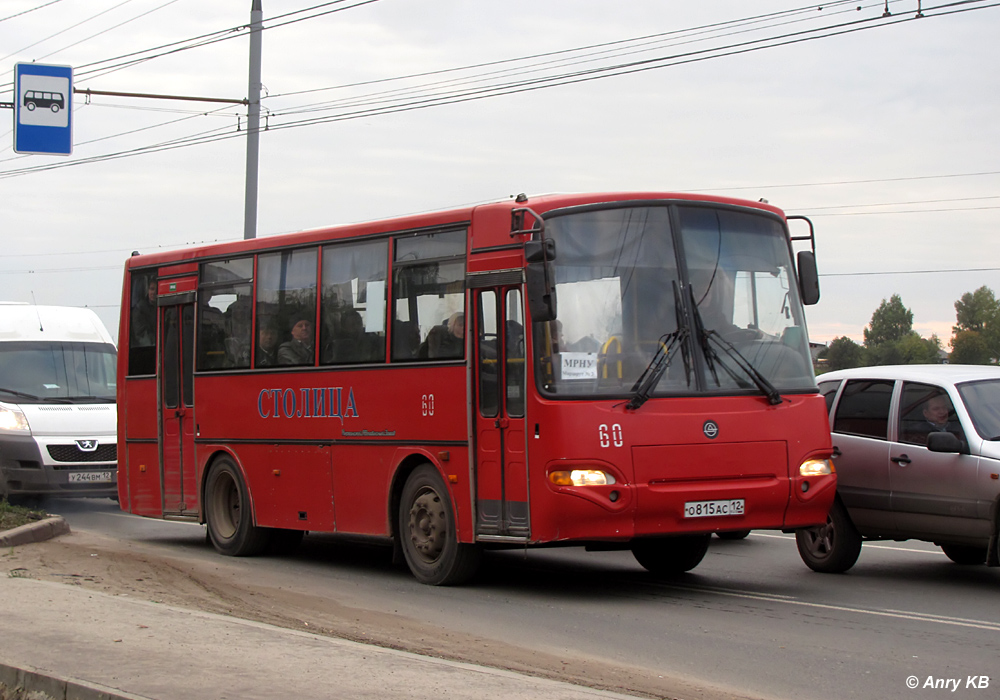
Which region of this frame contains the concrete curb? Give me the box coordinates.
[0,661,149,700]
[0,516,70,548]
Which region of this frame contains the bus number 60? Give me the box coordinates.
[598,423,623,448]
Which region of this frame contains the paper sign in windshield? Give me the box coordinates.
[560,352,598,380]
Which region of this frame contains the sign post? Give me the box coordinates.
[14,63,73,156]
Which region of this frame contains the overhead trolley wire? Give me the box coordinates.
[0,0,65,24]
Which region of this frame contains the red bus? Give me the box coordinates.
[117,192,836,585]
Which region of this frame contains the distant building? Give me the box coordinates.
[809,341,826,364]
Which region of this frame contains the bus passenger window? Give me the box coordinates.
[256,248,318,368]
[198,257,254,371]
[320,240,388,365]
[127,271,158,376]
[391,228,467,362]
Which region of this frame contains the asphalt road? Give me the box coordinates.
[45,497,1000,700]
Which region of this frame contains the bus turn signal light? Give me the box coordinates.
[549,470,616,487]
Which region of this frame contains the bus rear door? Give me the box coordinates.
[473,287,529,538]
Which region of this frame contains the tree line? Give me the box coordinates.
[819,285,1000,371]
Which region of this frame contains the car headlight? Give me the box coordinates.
[799,458,833,477]
[0,403,30,433]
[549,469,616,486]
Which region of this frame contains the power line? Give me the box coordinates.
[821,267,1000,277]
[35,0,184,62]
[0,0,65,24]
[0,0,138,64]
[14,0,382,87]
[1,1,996,180]
[806,205,1000,216]
[698,170,1000,192]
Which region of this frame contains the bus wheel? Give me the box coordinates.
[795,499,862,573]
[399,464,480,585]
[631,534,711,574]
[940,544,986,565]
[205,457,270,557]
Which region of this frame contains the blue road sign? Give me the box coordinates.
[14,63,73,155]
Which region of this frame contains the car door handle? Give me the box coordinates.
[831,446,842,458]
[891,454,911,465]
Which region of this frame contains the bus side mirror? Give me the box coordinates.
[797,250,820,306]
[525,239,557,322]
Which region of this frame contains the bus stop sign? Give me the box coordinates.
[14,63,73,155]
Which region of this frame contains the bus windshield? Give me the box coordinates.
[535,204,815,398]
[0,341,117,403]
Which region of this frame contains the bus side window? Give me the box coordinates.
[391,229,467,362]
[320,240,388,365]
[198,257,254,371]
[257,248,318,368]
[128,271,158,376]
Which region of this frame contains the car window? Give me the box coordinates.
[832,379,893,440]
[898,382,964,446]
[957,379,1000,440]
[818,380,841,415]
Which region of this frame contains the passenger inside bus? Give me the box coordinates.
[323,308,382,364]
[391,320,421,360]
[418,312,464,359]
[277,316,314,366]
[131,277,157,347]
[255,318,279,367]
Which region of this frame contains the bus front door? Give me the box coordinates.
[473,287,529,538]
[160,300,196,517]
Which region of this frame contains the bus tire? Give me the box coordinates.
[205,456,270,557]
[940,543,986,565]
[795,498,862,573]
[631,534,711,574]
[399,464,480,586]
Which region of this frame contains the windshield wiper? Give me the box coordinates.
[687,287,783,406]
[626,281,692,411]
[0,386,76,404]
[0,386,43,402]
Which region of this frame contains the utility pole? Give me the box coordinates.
[243,0,263,240]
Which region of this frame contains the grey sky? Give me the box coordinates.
[2,0,998,346]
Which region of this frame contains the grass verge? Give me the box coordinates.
[0,500,48,531]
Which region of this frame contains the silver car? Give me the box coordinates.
[796,364,1000,572]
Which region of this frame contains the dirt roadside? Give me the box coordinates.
[1,531,760,700]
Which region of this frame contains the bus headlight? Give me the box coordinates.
[549,470,616,487]
[0,404,30,433]
[799,459,833,477]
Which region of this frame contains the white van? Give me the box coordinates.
[0,303,118,501]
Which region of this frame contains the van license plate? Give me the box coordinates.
[684,499,745,518]
[68,471,113,483]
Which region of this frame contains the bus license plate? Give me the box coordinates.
[68,471,113,484]
[684,499,745,518]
